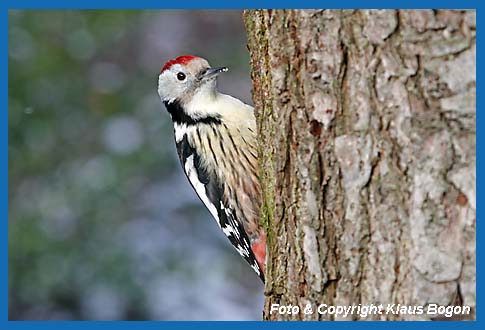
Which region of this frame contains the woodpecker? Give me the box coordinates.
[157,55,265,282]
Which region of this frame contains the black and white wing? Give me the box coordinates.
[175,134,264,282]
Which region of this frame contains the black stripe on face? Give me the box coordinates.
[164,100,222,126]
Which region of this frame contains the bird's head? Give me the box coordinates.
[158,55,228,105]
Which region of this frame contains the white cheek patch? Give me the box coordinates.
[158,71,171,101]
[158,66,186,103]
[184,154,219,222]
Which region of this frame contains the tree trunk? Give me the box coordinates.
[244,9,475,321]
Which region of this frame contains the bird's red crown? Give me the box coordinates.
[161,55,199,73]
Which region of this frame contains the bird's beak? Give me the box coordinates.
[200,67,228,80]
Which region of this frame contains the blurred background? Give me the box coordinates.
[8,10,264,320]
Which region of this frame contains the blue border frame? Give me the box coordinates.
[3,0,480,328]
[0,0,480,9]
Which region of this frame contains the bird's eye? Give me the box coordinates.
[177,72,186,81]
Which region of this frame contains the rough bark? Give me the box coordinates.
[244,10,475,321]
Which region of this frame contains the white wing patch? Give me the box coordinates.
[174,123,188,143]
[184,154,220,223]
